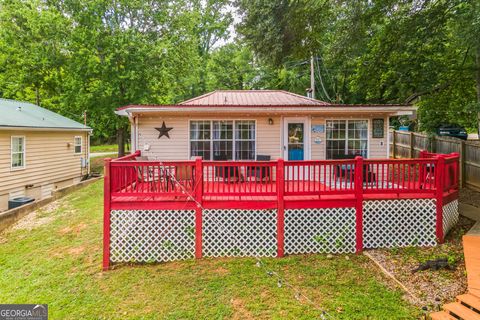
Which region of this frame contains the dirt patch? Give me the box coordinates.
[68,246,86,256]
[10,211,55,231]
[230,298,254,320]
[6,200,64,232]
[59,223,87,235]
[213,266,229,275]
[367,215,475,308]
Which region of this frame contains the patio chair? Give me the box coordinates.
[333,154,355,180]
[333,154,376,183]
[174,164,195,192]
[135,156,170,191]
[213,153,241,183]
[246,155,271,182]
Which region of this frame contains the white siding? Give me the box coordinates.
[137,115,282,160]
[0,130,89,211]
[136,114,389,161]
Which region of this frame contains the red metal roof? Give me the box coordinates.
[116,90,412,111]
[179,90,331,106]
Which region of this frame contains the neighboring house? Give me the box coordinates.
[0,99,91,211]
[116,90,414,161]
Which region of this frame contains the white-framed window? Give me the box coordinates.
[326,120,368,159]
[11,136,26,169]
[190,120,256,160]
[74,136,82,154]
[213,120,233,160]
[190,120,211,160]
[235,120,256,160]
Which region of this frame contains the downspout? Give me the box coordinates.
[127,112,138,153]
[135,115,139,153]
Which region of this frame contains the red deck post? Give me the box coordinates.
[435,155,445,243]
[276,158,285,258]
[355,156,364,253]
[195,157,203,259]
[103,158,112,271]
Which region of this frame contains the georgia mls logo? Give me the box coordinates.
[0,304,48,320]
[31,305,47,318]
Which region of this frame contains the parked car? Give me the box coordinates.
[436,124,468,140]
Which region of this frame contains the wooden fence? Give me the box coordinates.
[390,130,480,190]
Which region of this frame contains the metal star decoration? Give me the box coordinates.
[155,121,173,139]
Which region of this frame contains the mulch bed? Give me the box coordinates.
[367,213,475,309]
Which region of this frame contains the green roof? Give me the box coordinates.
[0,99,91,130]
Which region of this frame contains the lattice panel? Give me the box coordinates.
[363,199,437,248]
[284,208,357,254]
[203,209,277,257]
[443,199,459,236]
[110,210,195,263]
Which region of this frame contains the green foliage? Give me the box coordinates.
[237,0,480,131]
[0,0,231,140]
[0,0,479,137]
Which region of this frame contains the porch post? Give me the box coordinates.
[355,156,364,253]
[103,158,112,271]
[194,157,203,259]
[435,155,445,243]
[276,158,285,258]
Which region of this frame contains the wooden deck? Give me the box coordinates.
[103,151,461,270]
[430,222,480,320]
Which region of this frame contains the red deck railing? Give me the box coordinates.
[106,152,458,202]
[102,150,460,270]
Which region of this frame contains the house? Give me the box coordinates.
[116,90,415,161]
[103,90,459,270]
[0,99,91,211]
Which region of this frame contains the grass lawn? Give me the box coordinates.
[90,144,121,153]
[0,181,420,319]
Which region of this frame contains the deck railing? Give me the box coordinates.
[106,151,460,202]
[102,151,460,269]
[202,161,277,197]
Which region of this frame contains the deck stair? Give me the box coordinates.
[430,221,480,320]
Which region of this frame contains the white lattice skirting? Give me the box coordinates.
[202,209,277,257]
[443,199,459,236]
[284,208,357,254]
[110,210,196,263]
[109,199,458,263]
[363,199,437,248]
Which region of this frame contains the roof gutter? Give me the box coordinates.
[0,126,93,132]
[115,106,414,116]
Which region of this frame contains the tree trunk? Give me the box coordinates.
[117,127,125,157]
[477,44,480,136]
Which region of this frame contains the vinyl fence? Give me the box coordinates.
[389,130,480,190]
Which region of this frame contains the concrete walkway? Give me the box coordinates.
[459,203,480,222]
[90,152,117,159]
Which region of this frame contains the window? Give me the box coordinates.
[213,121,233,160]
[74,136,82,154]
[190,120,256,160]
[11,136,25,169]
[235,120,256,160]
[190,120,211,160]
[326,120,368,159]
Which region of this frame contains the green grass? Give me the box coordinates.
[0,181,420,319]
[90,144,124,153]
